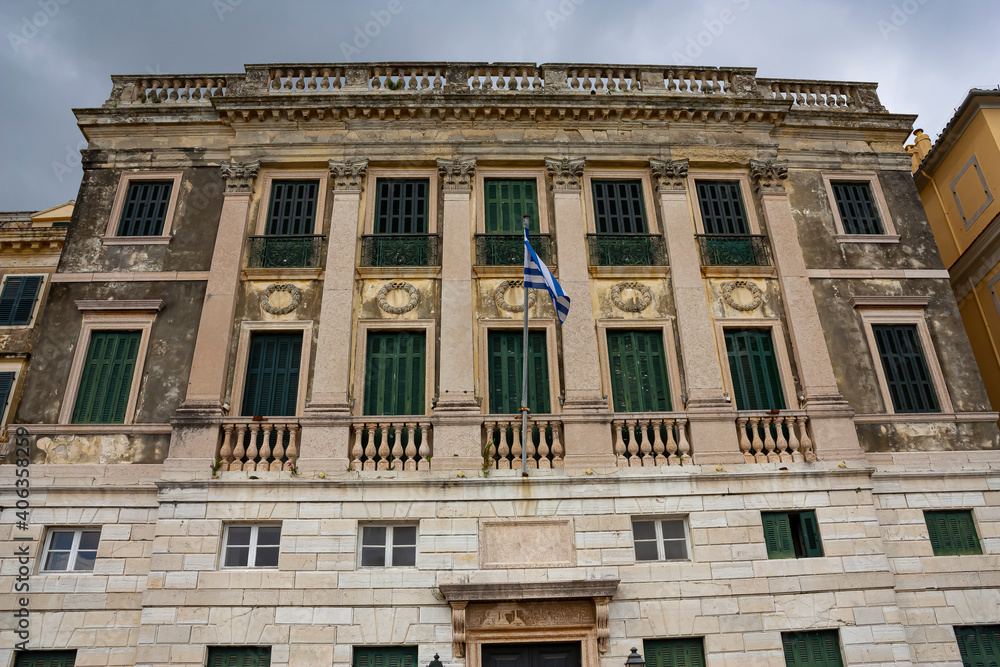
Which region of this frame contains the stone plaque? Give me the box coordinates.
[480,518,576,569]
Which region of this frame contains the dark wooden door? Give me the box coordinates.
[482,642,581,667]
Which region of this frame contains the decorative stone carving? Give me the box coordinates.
[260,283,302,315]
[328,158,368,192]
[467,601,594,629]
[377,281,419,314]
[595,596,611,653]
[451,602,467,658]
[609,281,652,313]
[494,280,536,313]
[545,157,586,191]
[437,157,476,191]
[722,280,763,311]
[749,158,788,194]
[649,158,689,192]
[220,160,260,194]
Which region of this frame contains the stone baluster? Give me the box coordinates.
[550,423,564,468]
[774,418,792,463]
[364,423,377,471]
[231,425,247,471]
[664,420,677,465]
[377,424,391,470]
[640,420,654,466]
[418,423,431,470]
[613,421,627,467]
[220,424,234,469]
[627,419,640,467]
[244,424,260,472]
[511,422,522,466]
[258,423,273,472]
[351,424,364,470]
[286,424,299,470]
[537,422,551,469]
[786,416,802,462]
[678,418,692,464]
[737,416,752,463]
[653,420,668,466]
[270,424,286,472]
[391,423,404,471]
[497,423,511,469]
[404,423,418,471]
[525,425,537,470]
[763,418,778,463]
[751,418,765,463]
[798,416,817,461]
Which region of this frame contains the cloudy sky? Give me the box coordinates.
[1,0,997,211]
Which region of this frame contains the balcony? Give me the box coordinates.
[483,416,565,469]
[587,234,666,267]
[350,419,432,471]
[612,414,691,467]
[360,234,440,267]
[737,411,816,463]
[218,419,300,472]
[696,234,772,267]
[476,233,554,267]
[247,234,324,269]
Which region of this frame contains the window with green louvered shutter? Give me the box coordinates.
[781,631,843,667]
[831,181,884,235]
[764,511,822,559]
[607,330,671,413]
[592,180,647,233]
[265,181,318,235]
[363,332,426,416]
[240,333,302,417]
[485,179,539,233]
[14,651,77,667]
[0,275,43,326]
[924,510,982,556]
[696,181,750,234]
[71,331,141,424]
[643,638,706,667]
[0,371,14,422]
[955,625,1000,667]
[763,512,796,559]
[116,180,173,236]
[724,329,785,411]
[871,324,940,413]
[206,646,271,667]
[487,330,550,415]
[374,179,429,234]
[354,647,417,667]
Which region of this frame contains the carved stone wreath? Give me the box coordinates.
[377,281,419,315]
[494,280,536,313]
[260,283,302,315]
[722,280,764,311]
[610,281,652,313]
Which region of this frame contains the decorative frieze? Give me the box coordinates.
[545,157,586,191]
[220,160,260,194]
[328,158,369,192]
[437,157,477,191]
[650,158,689,192]
[749,158,788,195]
[377,281,419,315]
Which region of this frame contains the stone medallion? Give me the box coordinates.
[377,281,420,314]
[494,280,535,313]
[722,280,763,311]
[610,281,652,313]
[260,283,302,315]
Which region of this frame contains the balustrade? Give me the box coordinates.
[612,415,690,467]
[736,411,816,463]
[760,80,860,109]
[219,419,299,472]
[369,65,448,91]
[114,76,227,105]
[269,66,345,92]
[565,66,642,92]
[475,233,553,266]
[695,234,772,267]
[484,417,564,469]
[360,234,440,267]
[350,420,431,471]
[587,234,666,267]
[660,68,735,95]
[247,235,324,269]
[467,65,543,91]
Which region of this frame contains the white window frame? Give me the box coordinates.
[0,273,47,329]
[358,523,418,568]
[821,172,899,243]
[687,170,764,235]
[252,170,330,235]
[631,516,690,562]
[40,527,102,572]
[221,523,282,569]
[103,171,182,245]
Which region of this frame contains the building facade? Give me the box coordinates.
[1,64,999,667]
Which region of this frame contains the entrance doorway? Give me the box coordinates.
[481,642,581,667]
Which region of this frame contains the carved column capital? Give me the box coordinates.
[749,158,789,195]
[220,160,260,194]
[545,156,586,191]
[437,157,476,191]
[650,158,689,192]
[328,158,369,193]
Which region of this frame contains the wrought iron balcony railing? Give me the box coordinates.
[696,234,772,267]
[475,233,554,267]
[586,233,667,267]
[360,234,440,267]
[247,234,324,269]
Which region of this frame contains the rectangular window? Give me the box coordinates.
[0,275,43,326]
[485,179,539,233]
[222,525,281,568]
[592,180,647,234]
[644,638,705,667]
[696,181,749,235]
[116,180,173,237]
[42,529,100,572]
[955,626,1000,667]
[487,330,550,415]
[763,511,823,559]
[363,331,426,416]
[265,180,319,235]
[241,332,303,417]
[924,510,982,556]
[374,179,429,234]
[724,329,786,411]
[831,182,884,235]
[71,331,141,424]
[608,330,671,412]
[871,324,940,413]
[359,525,417,567]
[14,651,78,667]
[632,518,688,561]
[0,371,15,422]
[781,631,843,667]
[206,647,272,667]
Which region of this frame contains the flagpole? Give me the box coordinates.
[521,215,531,476]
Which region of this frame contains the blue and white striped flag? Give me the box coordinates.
[524,229,570,324]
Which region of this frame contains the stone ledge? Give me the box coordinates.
[439,578,619,602]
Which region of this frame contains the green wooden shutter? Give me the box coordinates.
[485,179,539,233]
[0,275,43,325]
[354,647,418,667]
[116,180,173,236]
[763,512,796,559]
[725,329,786,411]
[487,330,549,415]
[925,510,982,556]
[363,332,426,416]
[644,638,706,667]
[831,182,884,235]
[240,333,302,417]
[265,180,318,235]
[871,324,940,413]
[955,626,1000,667]
[696,181,749,234]
[607,330,671,412]
[592,180,647,233]
[0,371,14,420]
[14,651,77,667]
[374,179,429,234]
[206,647,271,667]
[71,331,141,424]
[782,631,843,667]
[799,511,824,558]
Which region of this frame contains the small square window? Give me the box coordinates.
[632,518,688,561]
[207,646,272,667]
[924,510,982,556]
[360,524,417,567]
[41,529,101,572]
[222,524,281,568]
[117,180,174,237]
[831,181,885,235]
[762,511,823,559]
[0,275,43,326]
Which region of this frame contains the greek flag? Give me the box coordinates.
[524,229,570,324]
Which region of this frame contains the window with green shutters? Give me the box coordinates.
[374,179,429,234]
[724,329,786,411]
[363,332,426,416]
[487,330,550,415]
[696,181,750,235]
[240,332,302,417]
[485,179,539,233]
[781,630,843,667]
[354,647,418,667]
[265,180,318,235]
[0,371,14,422]
[955,625,1000,667]
[763,511,823,559]
[924,510,982,556]
[643,638,705,667]
[71,331,141,424]
[14,651,77,667]
[608,330,671,412]
[871,324,940,413]
[831,181,884,235]
[116,180,173,236]
[592,180,647,233]
[206,647,272,667]
[0,275,43,326]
